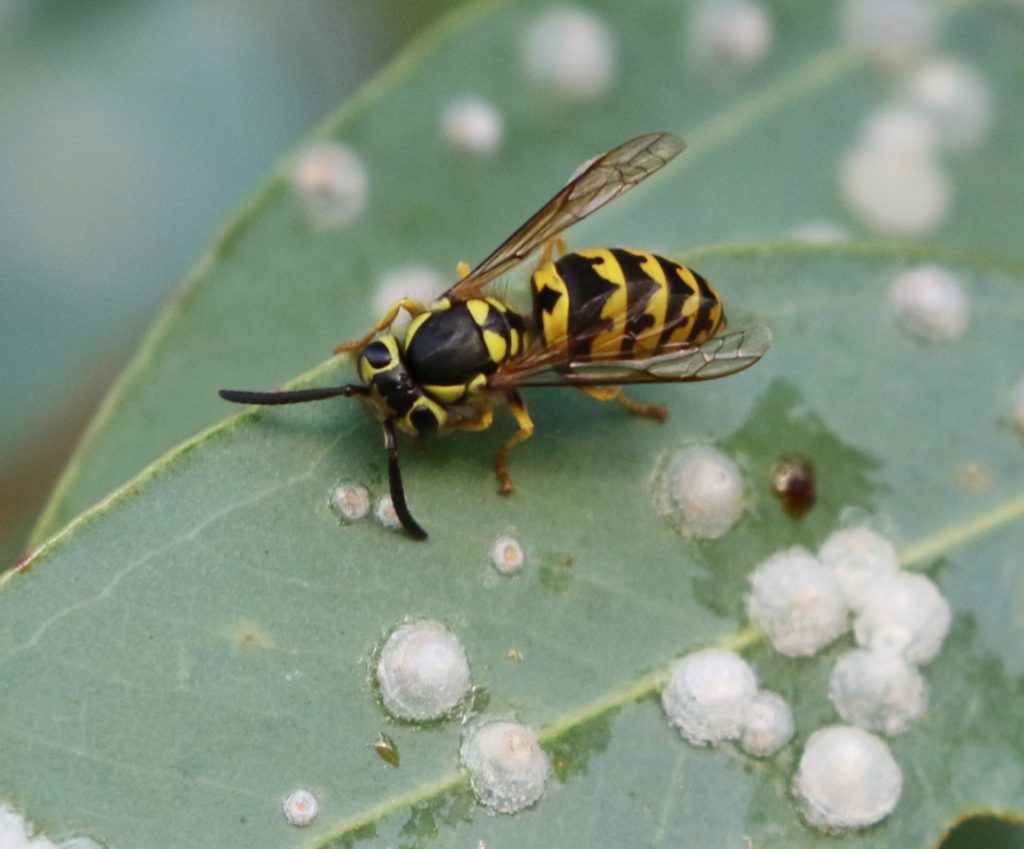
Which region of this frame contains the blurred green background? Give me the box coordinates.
[1,2,1020,845]
[0,0,458,565]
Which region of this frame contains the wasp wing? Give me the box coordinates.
[490,324,771,389]
[441,132,686,302]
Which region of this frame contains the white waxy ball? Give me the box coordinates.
[889,265,969,343]
[841,0,937,70]
[687,0,773,72]
[0,806,54,849]
[282,789,319,827]
[794,725,903,829]
[377,620,471,720]
[329,483,370,522]
[818,526,899,611]
[863,104,939,157]
[829,648,928,735]
[442,97,504,155]
[371,265,444,318]
[661,649,758,745]
[522,6,617,101]
[375,495,402,530]
[840,143,950,236]
[460,721,550,813]
[293,142,368,229]
[655,445,744,539]
[854,572,951,665]
[739,690,795,757]
[905,59,992,153]
[491,535,525,575]
[747,547,848,657]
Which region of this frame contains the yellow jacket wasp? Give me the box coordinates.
[220,132,770,539]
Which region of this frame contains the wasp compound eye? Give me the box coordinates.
[362,340,395,369]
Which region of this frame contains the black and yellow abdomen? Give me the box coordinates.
[530,248,726,359]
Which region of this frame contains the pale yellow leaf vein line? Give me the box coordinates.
[305,484,1021,845]
[0,455,331,668]
[0,724,266,802]
[897,492,1024,567]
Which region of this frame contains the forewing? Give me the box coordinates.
[490,325,772,389]
[442,132,686,301]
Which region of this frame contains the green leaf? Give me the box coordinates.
[10,0,1024,846]
[3,244,1024,849]
[31,0,1024,542]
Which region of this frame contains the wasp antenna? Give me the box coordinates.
[383,420,428,540]
[218,385,368,405]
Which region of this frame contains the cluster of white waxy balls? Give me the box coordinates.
[283,0,993,833]
[753,526,949,829]
[652,449,943,823]
[281,530,534,829]
[284,618,551,825]
[661,649,793,758]
[375,619,550,816]
[288,0,784,232]
[659,523,952,831]
[839,0,992,237]
[328,483,410,534]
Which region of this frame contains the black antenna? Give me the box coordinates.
[383,419,428,540]
[219,384,428,540]
[219,385,368,405]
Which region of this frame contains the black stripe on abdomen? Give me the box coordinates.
[656,255,697,349]
[554,252,619,358]
[611,248,659,358]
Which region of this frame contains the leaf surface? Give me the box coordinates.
[4,244,1024,848]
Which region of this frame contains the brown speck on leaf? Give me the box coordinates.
[953,461,994,494]
[372,731,400,767]
[772,457,816,518]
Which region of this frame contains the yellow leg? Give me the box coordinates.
[579,385,668,422]
[456,259,472,278]
[334,297,427,353]
[496,391,535,495]
[448,406,494,432]
[536,236,568,270]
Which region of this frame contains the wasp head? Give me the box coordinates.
[357,335,447,437]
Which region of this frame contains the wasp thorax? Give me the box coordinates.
[357,336,447,437]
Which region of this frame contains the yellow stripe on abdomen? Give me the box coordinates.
[576,248,628,356]
[530,262,571,356]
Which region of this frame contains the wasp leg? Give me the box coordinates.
[456,260,472,278]
[448,406,495,432]
[579,385,668,422]
[334,298,427,353]
[382,419,428,540]
[496,391,535,495]
[536,236,568,270]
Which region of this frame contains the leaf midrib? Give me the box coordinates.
[302,488,1024,848]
